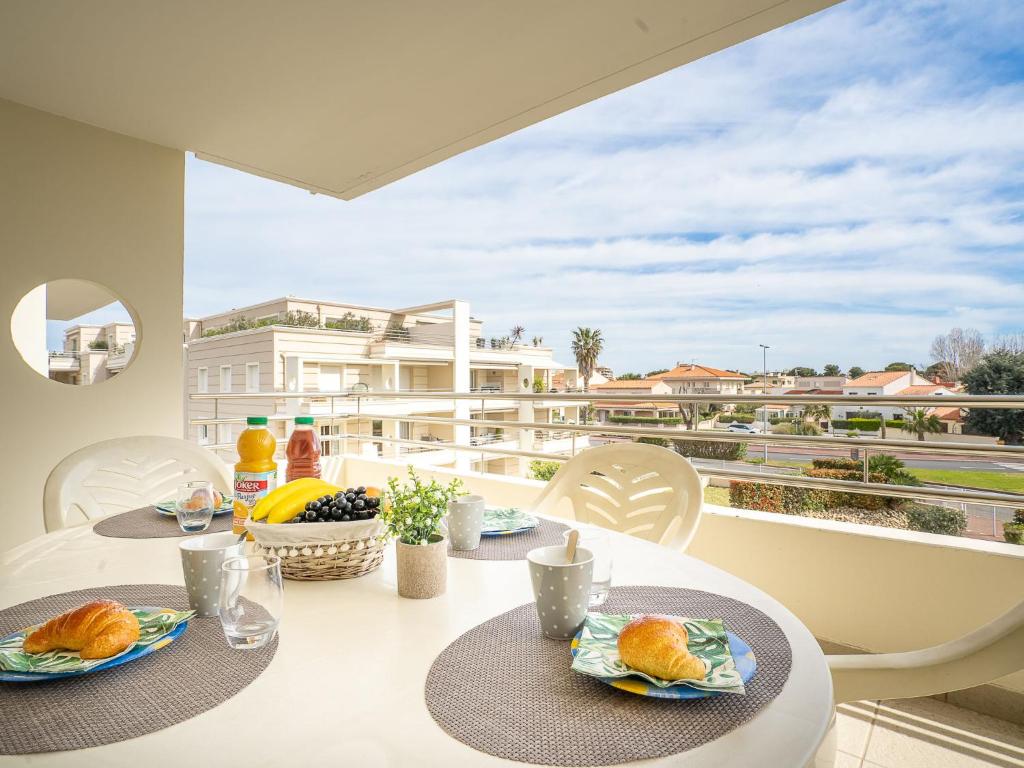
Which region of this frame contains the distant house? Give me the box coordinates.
[591,379,676,422]
[650,364,747,398]
[835,371,957,422]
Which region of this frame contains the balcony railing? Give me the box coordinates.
[190,390,1024,520]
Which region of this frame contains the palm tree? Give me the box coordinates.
[531,335,543,347]
[570,327,604,391]
[803,403,832,425]
[510,325,525,345]
[902,408,942,441]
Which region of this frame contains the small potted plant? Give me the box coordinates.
[1004,510,1024,545]
[380,467,463,598]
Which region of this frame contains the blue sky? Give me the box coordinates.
[174,0,1024,375]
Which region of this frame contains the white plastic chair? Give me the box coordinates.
[531,442,704,551]
[43,436,232,532]
[828,599,1024,704]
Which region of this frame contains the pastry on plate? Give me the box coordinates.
[23,600,141,659]
[617,615,707,681]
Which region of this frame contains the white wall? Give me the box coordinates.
[0,99,184,547]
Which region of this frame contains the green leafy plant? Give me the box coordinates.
[902,408,942,441]
[529,460,561,482]
[324,312,373,332]
[906,504,967,537]
[963,350,1024,444]
[87,339,109,350]
[532,375,545,393]
[380,467,463,545]
[717,413,756,424]
[1004,523,1024,545]
[571,327,604,391]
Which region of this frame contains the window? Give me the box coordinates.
[220,365,232,393]
[320,424,333,457]
[197,424,210,444]
[246,362,260,393]
[197,367,208,393]
[217,423,231,445]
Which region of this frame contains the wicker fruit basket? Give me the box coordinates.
[245,518,388,581]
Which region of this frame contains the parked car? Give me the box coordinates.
[726,423,761,434]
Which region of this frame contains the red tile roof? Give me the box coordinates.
[898,384,948,395]
[845,371,911,387]
[593,401,679,410]
[931,406,963,421]
[592,379,665,390]
[650,364,746,380]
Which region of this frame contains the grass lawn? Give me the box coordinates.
[907,468,1024,494]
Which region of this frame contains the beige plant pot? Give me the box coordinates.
[396,534,447,599]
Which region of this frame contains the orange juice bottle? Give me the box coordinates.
[233,416,278,535]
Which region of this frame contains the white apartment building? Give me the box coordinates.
[185,296,582,475]
[49,322,136,386]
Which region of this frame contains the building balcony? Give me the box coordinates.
[47,351,80,372]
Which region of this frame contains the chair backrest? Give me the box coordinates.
[531,442,703,551]
[43,436,233,532]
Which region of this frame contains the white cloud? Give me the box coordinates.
[185,0,1024,374]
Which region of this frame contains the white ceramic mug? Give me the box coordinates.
[179,532,245,617]
[447,494,486,551]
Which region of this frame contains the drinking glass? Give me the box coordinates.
[218,555,283,650]
[176,480,215,533]
[562,527,612,606]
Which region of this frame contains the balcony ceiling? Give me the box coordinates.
[0,1,838,200]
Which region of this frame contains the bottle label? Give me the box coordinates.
[233,469,277,534]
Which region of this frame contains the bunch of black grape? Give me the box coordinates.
[292,486,381,523]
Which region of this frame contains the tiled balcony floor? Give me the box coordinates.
[836,698,1024,767]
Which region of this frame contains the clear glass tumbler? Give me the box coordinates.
[562,527,612,606]
[176,480,215,533]
[218,555,283,650]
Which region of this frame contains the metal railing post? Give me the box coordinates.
[862,448,870,484]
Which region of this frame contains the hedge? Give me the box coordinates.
[608,416,682,426]
[812,458,861,471]
[885,419,905,429]
[832,418,882,431]
[636,436,671,448]
[717,414,755,424]
[905,503,967,536]
[673,440,747,461]
[529,460,561,482]
[804,468,893,510]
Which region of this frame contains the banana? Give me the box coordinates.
[253,477,336,521]
[266,481,340,524]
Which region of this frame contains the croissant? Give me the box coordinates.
[23,600,141,659]
[618,615,707,681]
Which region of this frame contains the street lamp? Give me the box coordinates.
[759,344,770,463]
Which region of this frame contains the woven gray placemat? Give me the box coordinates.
[448,518,570,561]
[0,584,277,755]
[93,507,232,539]
[425,585,793,766]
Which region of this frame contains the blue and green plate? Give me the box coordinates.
[0,606,193,682]
[570,612,757,700]
[481,507,539,536]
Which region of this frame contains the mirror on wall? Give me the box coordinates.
[10,279,137,385]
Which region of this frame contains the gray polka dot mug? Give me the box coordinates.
[526,543,594,640]
[447,494,486,551]
[179,532,245,617]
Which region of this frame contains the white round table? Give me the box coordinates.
[0,519,834,767]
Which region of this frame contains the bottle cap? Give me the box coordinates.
[295,416,315,425]
[246,416,268,426]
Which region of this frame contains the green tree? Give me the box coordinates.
[802,403,832,424]
[963,350,1024,444]
[510,325,525,345]
[867,453,921,486]
[848,366,865,379]
[786,366,817,377]
[646,368,669,377]
[570,327,604,391]
[902,408,942,441]
[885,361,914,372]
[529,460,561,482]
[618,372,642,380]
[822,364,841,376]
